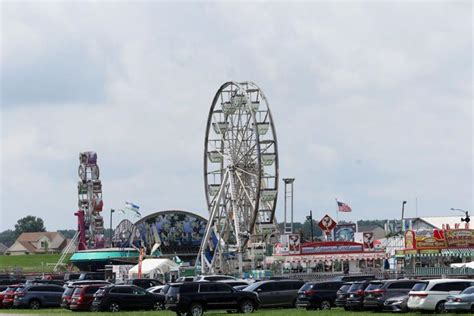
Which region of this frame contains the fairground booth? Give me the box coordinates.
[266,217,388,275]
[400,226,474,276]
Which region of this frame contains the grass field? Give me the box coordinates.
[0,254,71,273]
[0,308,462,316]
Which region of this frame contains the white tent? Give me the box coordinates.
[450,261,474,269]
[128,258,179,280]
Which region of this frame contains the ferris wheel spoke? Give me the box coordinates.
[234,171,256,210]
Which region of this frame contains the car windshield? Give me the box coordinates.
[412,282,428,291]
[339,284,351,292]
[243,282,263,292]
[365,282,384,291]
[167,285,180,296]
[299,284,313,291]
[14,287,24,292]
[64,287,75,296]
[348,283,364,291]
[72,287,82,296]
[161,284,170,294]
[461,286,474,294]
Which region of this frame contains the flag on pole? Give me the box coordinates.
[125,201,141,217]
[336,200,352,212]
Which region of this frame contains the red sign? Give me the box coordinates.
[318,214,337,233]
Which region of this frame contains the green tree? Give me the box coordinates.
[14,216,46,236]
[0,229,17,247]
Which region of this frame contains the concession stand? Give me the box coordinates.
[268,240,387,274]
[401,228,474,274]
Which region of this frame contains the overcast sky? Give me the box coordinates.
[1,1,472,231]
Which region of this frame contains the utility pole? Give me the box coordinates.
[306,210,314,242]
[401,201,407,232]
[110,209,115,247]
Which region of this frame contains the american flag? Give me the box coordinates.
[337,200,352,212]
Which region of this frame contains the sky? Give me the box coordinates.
[1,1,472,231]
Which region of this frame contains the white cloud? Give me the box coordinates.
[1,1,471,230]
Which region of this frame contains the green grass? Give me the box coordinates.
[0,308,462,316]
[0,254,71,273]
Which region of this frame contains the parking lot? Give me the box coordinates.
[0,309,463,316]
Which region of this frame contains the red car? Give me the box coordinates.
[2,284,23,308]
[0,286,8,308]
[70,284,104,311]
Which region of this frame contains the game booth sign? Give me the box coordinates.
[400,227,474,271]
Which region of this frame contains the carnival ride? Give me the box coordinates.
[75,151,105,250]
[198,81,279,274]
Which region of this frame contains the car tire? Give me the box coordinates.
[320,300,331,310]
[29,299,41,310]
[435,301,446,314]
[239,300,255,314]
[153,301,165,311]
[108,302,121,312]
[190,303,204,316]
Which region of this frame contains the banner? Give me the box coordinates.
[334,224,356,242]
[445,229,474,248]
[415,229,446,249]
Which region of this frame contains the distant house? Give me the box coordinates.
[5,232,68,255]
[0,243,8,255]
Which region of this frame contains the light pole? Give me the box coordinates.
[401,201,407,231]
[110,209,115,247]
[306,210,314,242]
[450,208,471,223]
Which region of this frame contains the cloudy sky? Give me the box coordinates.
[1,1,472,231]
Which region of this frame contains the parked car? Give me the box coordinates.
[445,285,474,313]
[64,272,81,282]
[383,294,409,313]
[176,276,196,282]
[61,280,110,308]
[217,280,251,288]
[296,280,344,310]
[165,282,259,316]
[2,284,23,308]
[79,271,105,281]
[194,275,237,282]
[91,284,165,312]
[344,280,372,311]
[70,284,106,311]
[334,282,353,307]
[243,279,305,308]
[25,279,65,286]
[125,278,163,289]
[364,279,417,311]
[234,285,249,291]
[407,279,474,313]
[147,285,165,294]
[331,275,376,282]
[0,286,9,308]
[13,284,64,309]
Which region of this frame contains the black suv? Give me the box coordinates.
[345,281,372,311]
[124,278,163,289]
[296,280,343,310]
[335,282,353,308]
[243,279,305,308]
[363,279,417,310]
[165,282,259,316]
[91,285,165,312]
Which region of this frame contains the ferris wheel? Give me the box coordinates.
[199,81,279,274]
